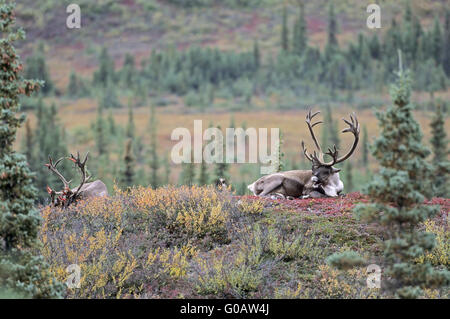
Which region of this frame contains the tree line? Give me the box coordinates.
[22,2,450,111]
[19,1,449,199]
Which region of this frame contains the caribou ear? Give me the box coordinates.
[332,167,341,173]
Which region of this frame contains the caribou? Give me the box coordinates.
[45,152,108,207]
[247,109,360,199]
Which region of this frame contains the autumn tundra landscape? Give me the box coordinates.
[0,0,449,301]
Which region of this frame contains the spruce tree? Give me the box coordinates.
[292,2,307,56]
[198,143,209,185]
[402,1,416,62]
[0,0,64,298]
[134,77,148,107]
[442,9,450,76]
[327,2,338,47]
[93,46,115,88]
[429,103,449,197]
[361,125,369,167]
[67,71,79,97]
[25,42,53,95]
[353,54,449,298]
[369,34,381,60]
[120,139,135,188]
[22,119,34,164]
[180,151,196,186]
[273,130,285,172]
[34,102,69,201]
[253,39,260,69]
[415,58,447,101]
[383,18,402,71]
[404,0,413,22]
[330,118,340,151]
[95,103,107,156]
[148,104,159,188]
[412,16,423,57]
[237,180,248,196]
[321,115,329,155]
[99,81,122,109]
[126,101,135,140]
[107,110,116,137]
[163,153,171,186]
[358,33,371,69]
[213,126,230,183]
[325,2,338,59]
[345,161,353,192]
[121,53,137,89]
[281,5,289,52]
[430,16,442,65]
[322,105,340,153]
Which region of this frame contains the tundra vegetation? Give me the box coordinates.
[0,0,449,299]
[40,186,450,298]
[39,187,448,299]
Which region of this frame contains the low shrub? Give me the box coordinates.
[39,185,264,298]
[38,187,448,299]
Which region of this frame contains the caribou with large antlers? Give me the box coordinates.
[45,152,108,207]
[247,109,360,199]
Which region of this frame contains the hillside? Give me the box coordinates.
[39,186,449,298]
[16,0,447,89]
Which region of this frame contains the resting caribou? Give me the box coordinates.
[45,152,108,207]
[247,109,360,199]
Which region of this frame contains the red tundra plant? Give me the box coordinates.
[239,192,449,218]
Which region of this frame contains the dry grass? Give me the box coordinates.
[17,97,449,166]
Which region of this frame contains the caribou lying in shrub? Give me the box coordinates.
[45,152,108,208]
[248,109,360,199]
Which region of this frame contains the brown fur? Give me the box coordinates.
[51,180,108,207]
[249,170,312,198]
[248,169,333,199]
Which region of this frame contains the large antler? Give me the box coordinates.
[301,109,323,164]
[45,156,72,193]
[334,112,360,164]
[68,151,91,198]
[301,109,360,167]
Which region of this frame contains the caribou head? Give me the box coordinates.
[301,109,360,196]
[45,152,108,207]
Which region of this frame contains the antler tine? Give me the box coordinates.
[324,145,339,166]
[306,109,321,122]
[82,151,89,166]
[69,151,89,167]
[54,157,64,168]
[82,152,91,182]
[69,151,90,197]
[306,109,324,129]
[45,155,71,190]
[310,150,324,168]
[301,141,313,161]
[312,150,320,162]
[301,108,333,167]
[304,108,324,160]
[335,113,360,164]
[309,144,340,167]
